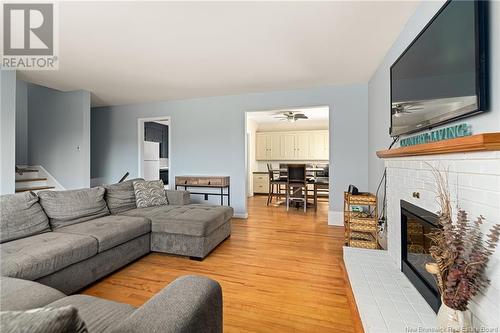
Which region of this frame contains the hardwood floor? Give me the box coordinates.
[82,195,363,333]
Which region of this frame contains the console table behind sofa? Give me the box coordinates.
[175,176,230,206]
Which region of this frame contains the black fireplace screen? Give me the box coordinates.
[401,200,441,312]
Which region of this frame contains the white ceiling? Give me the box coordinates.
[247,106,329,123]
[247,106,329,131]
[18,1,419,107]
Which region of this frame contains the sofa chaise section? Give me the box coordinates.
[121,203,233,259]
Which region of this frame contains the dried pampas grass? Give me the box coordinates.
[426,168,500,311]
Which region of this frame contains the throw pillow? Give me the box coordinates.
[104,178,144,214]
[38,187,109,229]
[0,192,51,244]
[133,180,168,208]
[0,306,88,333]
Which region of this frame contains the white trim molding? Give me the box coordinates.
[233,212,248,219]
[328,210,343,226]
[35,165,65,190]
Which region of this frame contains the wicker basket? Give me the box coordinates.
[347,211,371,219]
[349,231,378,249]
[344,191,379,250]
[350,218,378,232]
[347,193,377,206]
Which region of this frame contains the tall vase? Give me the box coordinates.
[437,300,472,333]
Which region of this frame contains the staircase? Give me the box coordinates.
[15,166,56,193]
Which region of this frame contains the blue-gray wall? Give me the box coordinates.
[368,0,500,194]
[15,79,28,165]
[0,70,17,194]
[28,84,91,189]
[92,84,368,220]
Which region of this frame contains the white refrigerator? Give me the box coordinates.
[143,141,160,181]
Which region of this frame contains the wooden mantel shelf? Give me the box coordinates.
[377,132,500,158]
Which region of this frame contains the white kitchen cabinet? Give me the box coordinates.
[256,134,270,160]
[253,173,270,194]
[269,134,280,160]
[279,133,296,160]
[309,131,329,160]
[256,134,267,160]
[320,131,329,160]
[256,133,280,160]
[255,130,328,161]
[295,133,309,159]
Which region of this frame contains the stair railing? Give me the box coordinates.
[118,172,130,183]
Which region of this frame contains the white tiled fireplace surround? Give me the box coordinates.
[344,150,500,333]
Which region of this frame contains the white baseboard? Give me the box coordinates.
[233,212,248,219]
[328,210,343,226]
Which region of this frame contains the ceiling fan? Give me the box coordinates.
[274,111,309,123]
[392,102,424,117]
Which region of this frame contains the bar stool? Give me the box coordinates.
[267,164,287,205]
[286,164,307,212]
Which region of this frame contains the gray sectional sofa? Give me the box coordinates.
[0,178,232,332]
[0,275,222,333]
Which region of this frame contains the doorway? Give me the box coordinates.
[137,116,171,188]
[244,106,330,215]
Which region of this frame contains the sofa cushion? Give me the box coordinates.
[189,204,234,221]
[46,295,135,333]
[133,180,168,208]
[56,215,151,252]
[121,204,233,237]
[0,232,98,280]
[38,187,110,229]
[0,306,87,333]
[0,192,51,243]
[0,276,66,311]
[104,178,143,214]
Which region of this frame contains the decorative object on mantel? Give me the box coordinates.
[376,132,500,158]
[424,169,500,333]
[343,192,379,249]
[400,123,471,147]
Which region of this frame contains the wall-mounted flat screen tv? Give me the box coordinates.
[390,0,488,137]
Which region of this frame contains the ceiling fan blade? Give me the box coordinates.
[294,114,308,119]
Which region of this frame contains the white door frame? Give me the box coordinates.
[137,116,172,187]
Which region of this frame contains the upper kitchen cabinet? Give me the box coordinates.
[295,132,310,159]
[256,133,280,160]
[278,133,296,160]
[255,130,328,161]
[309,131,329,160]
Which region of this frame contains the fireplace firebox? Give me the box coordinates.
[401,200,441,313]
